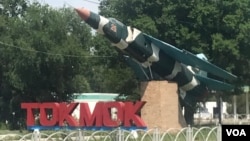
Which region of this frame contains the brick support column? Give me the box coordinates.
[140,81,187,130]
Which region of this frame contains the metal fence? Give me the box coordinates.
[0,125,222,141]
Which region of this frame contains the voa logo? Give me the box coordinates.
[226,129,246,136]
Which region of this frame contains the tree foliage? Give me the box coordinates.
[0,1,93,126]
[89,34,140,99]
[0,0,27,17]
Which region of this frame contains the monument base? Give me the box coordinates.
[140,81,187,131]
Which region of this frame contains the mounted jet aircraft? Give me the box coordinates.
[75,7,237,125]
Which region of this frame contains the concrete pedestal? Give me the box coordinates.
[140,81,187,130]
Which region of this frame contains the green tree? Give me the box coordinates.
[5,3,93,101]
[87,34,141,100]
[0,0,29,127]
[0,2,93,125]
[0,0,27,17]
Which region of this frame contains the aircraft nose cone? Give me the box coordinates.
[75,7,102,31]
[75,7,90,21]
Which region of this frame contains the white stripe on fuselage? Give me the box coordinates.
[180,76,199,91]
[112,26,141,50]
[141,43,160,67]
[112,40,128,50]
[126,27,141,43]
[165,61,182,80]
[97,16,109,34]
[127,27,160,67]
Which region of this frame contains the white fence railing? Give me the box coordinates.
[0,125,222,141]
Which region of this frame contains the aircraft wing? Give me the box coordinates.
[124,56,234,90]
[194,74,234,91]
[143,34,237,81]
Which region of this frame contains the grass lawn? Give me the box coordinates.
[0,130,30,135]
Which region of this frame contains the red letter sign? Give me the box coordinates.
[21,101,147,129]
[124,101,146,127]
[79,102,103,127]
[40,103,59,126]
[21,103,40,126]
[59,103,78,126]
[102,102,124,127]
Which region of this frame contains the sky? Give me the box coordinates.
[31,0,100,13]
